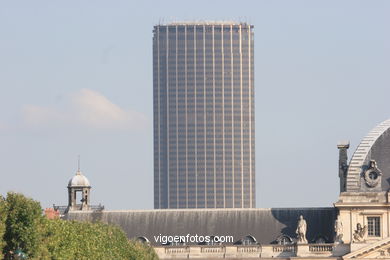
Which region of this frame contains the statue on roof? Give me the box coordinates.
[296,215,307,244]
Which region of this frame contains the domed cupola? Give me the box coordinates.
[67,160,91,212]
[68,170,91,188]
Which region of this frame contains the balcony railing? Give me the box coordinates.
[153,243,344,259]
[165,246,190,254]
[200,246,226,253]
[237,245,261,253]
[309,244,334,252]
[272,244,297,253]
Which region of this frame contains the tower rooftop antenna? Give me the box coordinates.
[78,155,80,172]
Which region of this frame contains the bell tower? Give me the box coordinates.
[67,160,91,211]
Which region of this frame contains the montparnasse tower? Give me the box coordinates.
[153,21,255,209]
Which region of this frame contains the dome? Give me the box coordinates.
[346,119,390,192]
[68,171,90,187]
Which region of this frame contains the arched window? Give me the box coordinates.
[136,236,150,244]
[172,240,186,246]
[241,235,257,245]
[206,236,221,246]
[275,235,293,245]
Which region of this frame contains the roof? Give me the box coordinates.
[66,207,337,245]
[156,21,252,26]
[68,171,90,187]
[346,119,390,191]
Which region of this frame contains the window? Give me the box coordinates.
[275,235,292,245]
[241,235,257,245]
[367,217,381,237]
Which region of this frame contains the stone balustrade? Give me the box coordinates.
[154,243,350,259]
[200,246,225,253]
[237,245,261,253]
[272,244,296,253]
[164,246,190,254]
[309,244,334,252]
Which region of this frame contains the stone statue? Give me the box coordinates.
[352,223,367,242]
[334,216,343,243]
[296,215,307,244]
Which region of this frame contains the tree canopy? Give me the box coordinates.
[0,192,158,260]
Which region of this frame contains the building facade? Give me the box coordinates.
[153,22,255,209]
[67,118,390,259]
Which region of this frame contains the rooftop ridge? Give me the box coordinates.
[157,21,251,26]
[67,207,335,213]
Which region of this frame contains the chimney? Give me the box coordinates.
[337,141,350,192]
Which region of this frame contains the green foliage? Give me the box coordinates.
[0,192,158,259]
[3,192,43,258]
[127,240,159,260]
[37,219,158,260]
[0,196,6,259]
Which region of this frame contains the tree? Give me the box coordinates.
[1,192,159,259]
[38,219,159,259]
[128,240,159,260]
[3,192,43,258]
[0,196,6,260]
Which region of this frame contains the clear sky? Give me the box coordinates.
[0,0,389,210]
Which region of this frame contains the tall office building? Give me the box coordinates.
[153,22,255,209]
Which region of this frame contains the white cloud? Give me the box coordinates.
[22,89,147,130]
[22,105,64,126]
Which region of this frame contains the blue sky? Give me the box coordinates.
[0,0,389,209]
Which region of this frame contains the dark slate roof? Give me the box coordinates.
[346,119,390,192]
[66,207,337,246]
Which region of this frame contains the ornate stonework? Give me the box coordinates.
[344,237,390,259]
[352,223,367,243]
[378,248,390,258]
[334,216,343,244]
[363,160,382,188]
[296,215,308,244]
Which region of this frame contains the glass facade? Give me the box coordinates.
[153,22,255,209]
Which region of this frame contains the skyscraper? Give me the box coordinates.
[153,22,255,209]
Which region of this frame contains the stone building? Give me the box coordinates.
[66,119,390,259]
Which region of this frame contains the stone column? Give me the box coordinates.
[337,141,350,192]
